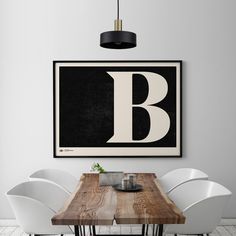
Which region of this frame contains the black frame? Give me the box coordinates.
[53,61,182,158]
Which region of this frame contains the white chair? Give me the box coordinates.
[158,168,208,194]
[6,181,73,235]
[29,169,78,194]
[165,180,232,236]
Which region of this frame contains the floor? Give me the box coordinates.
[0,225,236,236]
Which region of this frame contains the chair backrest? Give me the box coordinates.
[165,180,232,234]
[29,169,78,193]
[159,168,208,194]
[6,181,72,234]
[7,181,70,212]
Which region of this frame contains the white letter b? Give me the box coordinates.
[107,72,170,143]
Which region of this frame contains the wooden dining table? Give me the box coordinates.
[52,173,185,236]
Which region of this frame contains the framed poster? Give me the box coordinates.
[53,61,182,157]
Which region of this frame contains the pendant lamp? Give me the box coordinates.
[100,0,137,49]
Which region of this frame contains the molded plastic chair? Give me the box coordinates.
[165,180,232,236]
[6,181,73,235]
[159,168,208,194]
[29,169,78,193]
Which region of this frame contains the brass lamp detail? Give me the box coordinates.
[114,19,122,31]
[100,0,136,49]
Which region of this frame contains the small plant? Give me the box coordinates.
[91,162,105,173]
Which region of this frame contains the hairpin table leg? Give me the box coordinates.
[158,224,163,236]
[75,225,80,236]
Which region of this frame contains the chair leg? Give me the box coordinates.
[174,234,177,236]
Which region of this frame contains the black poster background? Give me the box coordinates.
[59,66,177,148]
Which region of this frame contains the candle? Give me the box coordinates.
[127,174,137,189]
[122,177,130,189]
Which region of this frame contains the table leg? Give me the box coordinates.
[75,225,80,236]
[141,224,146,236]
[86,224,146,236]
[158,224,163,236]
[89,225,92,236]
[152,224,155,236]
[79,226,83,236]
[155,224,158,236]
[92,225,96,236]
[145,224,149,236]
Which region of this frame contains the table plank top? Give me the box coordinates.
[52,173,185,225]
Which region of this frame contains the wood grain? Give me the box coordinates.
[52,173,185,226]
[115,173,185,224]
[52,174,116,225]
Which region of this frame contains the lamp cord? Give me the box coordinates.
[117,0,119,19]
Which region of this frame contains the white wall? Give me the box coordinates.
[0,0,236,218]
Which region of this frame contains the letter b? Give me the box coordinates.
[107,72,170,143]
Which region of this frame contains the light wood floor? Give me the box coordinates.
[0,225,236,236]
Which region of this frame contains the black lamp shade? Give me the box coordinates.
[100,31,136,49]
